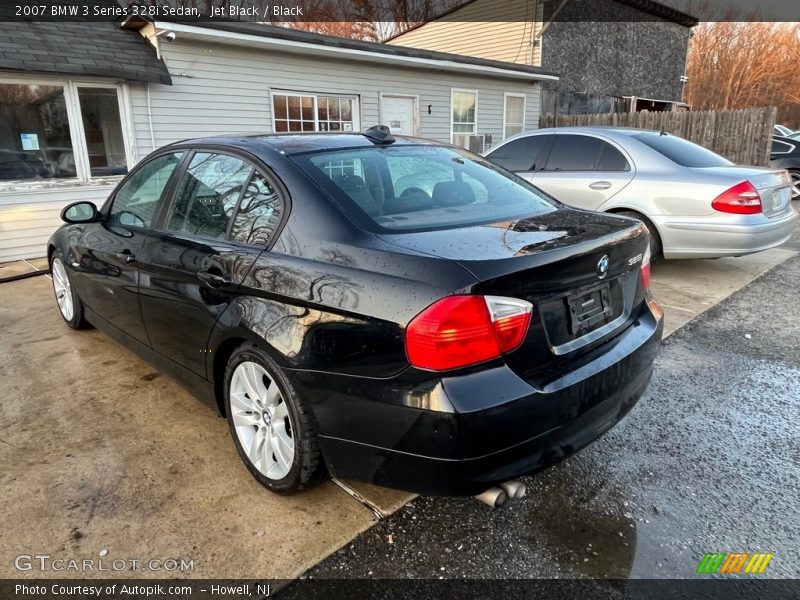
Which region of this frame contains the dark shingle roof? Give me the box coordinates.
[0,22,171,85]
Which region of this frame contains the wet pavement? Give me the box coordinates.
[299,232,800,580]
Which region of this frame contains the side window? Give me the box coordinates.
[544,135,604,172]
[488,136,551,172]
[230,172,283,246]
[596,142,631,171]
[771,140,793,155]
[166,153,252,239]
[109,152,183,228]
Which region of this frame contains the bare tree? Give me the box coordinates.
[685,21,800,127]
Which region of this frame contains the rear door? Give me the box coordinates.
[137,150,285,377]
[70,151,185,344]
[531,134,634,210]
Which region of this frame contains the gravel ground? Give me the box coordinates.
[291,228,800,582]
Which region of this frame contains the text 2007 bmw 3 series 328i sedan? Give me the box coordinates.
[48,128,663,498]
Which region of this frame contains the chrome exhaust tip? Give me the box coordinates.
[500,480,527,500]
[474,487,507,508]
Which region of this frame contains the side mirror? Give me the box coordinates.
[61,201,98,224]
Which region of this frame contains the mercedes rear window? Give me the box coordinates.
[291,145,557,232]
[632,132,732,168]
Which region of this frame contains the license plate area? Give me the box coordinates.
[767,186,791,216]
[568,283,613,335]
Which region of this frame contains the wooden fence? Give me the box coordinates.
[539,107,777,166]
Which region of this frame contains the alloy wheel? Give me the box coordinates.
[229,361,295,480]
[51,257,74,321]
[790,172,800,201]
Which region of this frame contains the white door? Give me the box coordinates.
[380,95,417,136]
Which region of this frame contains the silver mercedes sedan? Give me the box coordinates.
[484,127,798,260]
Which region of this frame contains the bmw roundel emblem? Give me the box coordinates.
[597,255,610,279]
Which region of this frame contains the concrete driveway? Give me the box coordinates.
[0,247,794,579]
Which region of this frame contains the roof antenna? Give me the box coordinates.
[363,125,396,145]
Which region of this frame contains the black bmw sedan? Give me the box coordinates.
[48,128,663,498]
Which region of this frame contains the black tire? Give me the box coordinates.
[224,343,326,494]
[616,210,663,263]
[50,250,90,329]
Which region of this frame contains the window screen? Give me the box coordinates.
[166,153,252,239]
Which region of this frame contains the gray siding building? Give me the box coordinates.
[388,0,698,115]
[0,21,556,261]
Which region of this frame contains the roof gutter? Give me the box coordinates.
[152,21,559,82]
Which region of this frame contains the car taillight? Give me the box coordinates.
[640,242,651,290]
[405,295,533,371]
[711,181,762,215]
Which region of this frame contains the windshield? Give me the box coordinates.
[632,132,733,168]
[291,145,557,232]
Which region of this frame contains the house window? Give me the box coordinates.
[77,87,128,177]
[0,79,131,184]
[503,93,526,139]
[272,92,358,133]
[451,89,477,149]
[0,83,75,181]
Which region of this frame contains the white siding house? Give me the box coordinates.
[0,21,557,262]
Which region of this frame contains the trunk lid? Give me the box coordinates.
[692,166,793,218]
[379,208,650,382]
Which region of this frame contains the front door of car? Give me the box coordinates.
[485,134,554,182]
[530,134,634,210]
[137,151,283,378]
[70,151,185,344]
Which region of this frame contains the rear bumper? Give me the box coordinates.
[655,208,798,259]
[290,298,663,496]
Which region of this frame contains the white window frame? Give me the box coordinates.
[503,92,527,140]
[0,73,135,190]
[450,88,478,147]
[269,89,361,133]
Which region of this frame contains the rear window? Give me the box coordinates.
[291,145,557,232]
[632,132,732,168]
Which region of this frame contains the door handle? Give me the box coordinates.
[589,181,612,190]
[197,270,231,288]
[115,252,136,264]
